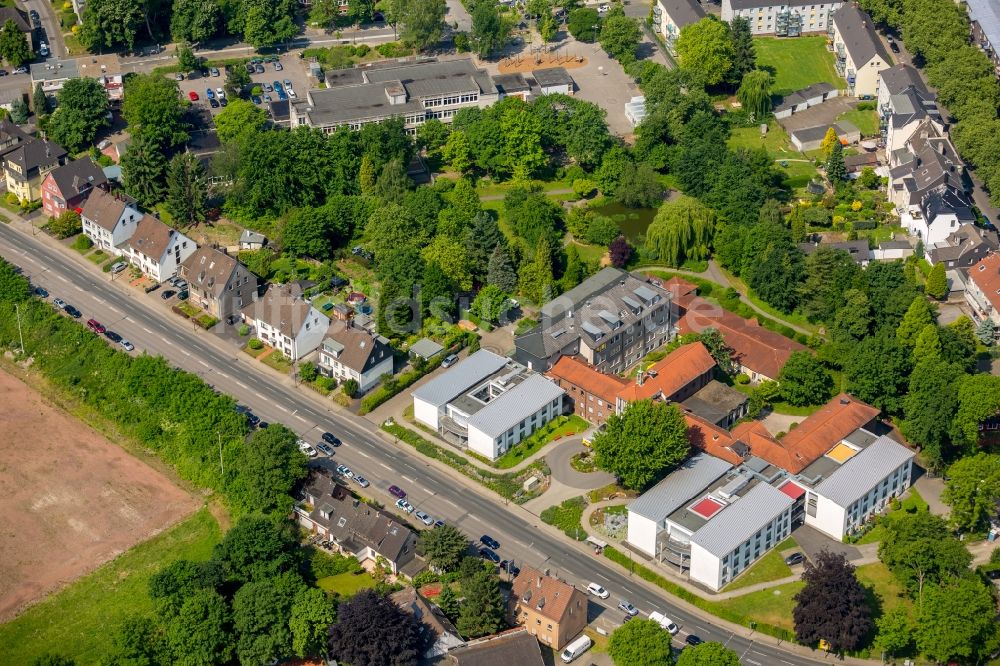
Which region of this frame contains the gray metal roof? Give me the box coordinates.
[833,4,891,68]
[967,0,1000,56]
[410,337,444,359]
[812,436,914,507]
[541,267,625,318]
[690,483,794,558]
[532,67,574,88]
[466,373,565,439]
[411,349,508,407]
[628,454,733,522]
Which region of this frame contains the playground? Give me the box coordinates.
[498,48,589,73]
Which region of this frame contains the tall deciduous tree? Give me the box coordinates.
[901,358,961,468]
[676,17,734,86]
[289,586,335,658]
[47,78,110,153]
[0,19,31,67]
[122,74,190,149]
[568,7,600,41]
[471,0,510,57]
[328,590,425,665]
[232,571,303,665]
[599,11,642,64]
[165,152,209,228]
[518,235,556,304]
[777,351,832,406]
[676,641,740,666]
[121,133,168,207]
[872,607,912,660]
[171,0,220,43]
[942,453,1000,533]
[214,515,301,584]
[165,587,233,665]
[609,235,633,268]
[401,0,447,50]
[844,329,912,414]
[240,0,296,48]
[228,425,308,516]
[951,373,1000,450]
[214,98,268,146]
[878,512,971,603]
[792,550,873,653]
[915,578,1000,664]
[608,618,675,666]
[593,400,690,490]
[80,0,145,50]
[896,296,936,347]
[645,197,715,267]
[736,70,772,121]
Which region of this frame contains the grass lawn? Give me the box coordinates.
[856,561,911,615]
[570,239,607,265]
[724,537,797,591]
[837,108,880,137]
[858,224,904,246]
[728,124,821,196]
[540,496,588,541]
[176,301,201,318]
[493,415,589,469]
[714,581,804,631]
[315,570,378,596]
[86,249,109,264]
[0,507,221,665]
[242,341,268,358]
[754,36,844,96]
[261,349,293,374]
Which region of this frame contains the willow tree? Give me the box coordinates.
[645,197,716,266]
[737,69,773,121]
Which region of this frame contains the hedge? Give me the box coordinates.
[359,356,442,414]
[602,545,796,643]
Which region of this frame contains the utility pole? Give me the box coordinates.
[15,303,24,354]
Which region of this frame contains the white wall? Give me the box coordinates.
[805,493,848,539]
[359,355,394,392]
[901,210,966,247]
[467,427,498,460]
[626,512,659,558]
[156,232,196,282]
[413,396,440,430]
[291,308,330,361]
[689,542,722,591]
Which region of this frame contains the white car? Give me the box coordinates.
[648,611,679,635]
[120,339,135,352]
[395,498,415,514]
[216,87,225,98]
[297,441,317,457]
[586,583,609,599]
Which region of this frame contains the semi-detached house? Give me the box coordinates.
[80,188,141,253]
[241,283,330,362]
[179,246,259,321]
[122,214,196,283]
[318,323,394,394]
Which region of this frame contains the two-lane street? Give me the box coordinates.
[0,223,841,666]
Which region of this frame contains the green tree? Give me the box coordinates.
[820,127,840,157]
[470,284,510,324]
[912,323,941,361]
[915,578,1000,664]
[0,19,31,67]
[878,512,972,602]
[607,618,675,666]
[872,607,912,660]
[121,133,168,207]
[33,82,47,116]
[171,0,220,43]
[457,570,505,638]
[727,16,756,85]
[79,0,145,51]
[442,129,474,174]
[122,74,190,149]
[599,12,641,63]
[499,98,547,179]
[289,586,336,658]
[416,118,450,155]
[826,140,847,182]
[44,210,83,239]
[30,656,76,666]
[100,615,170,666]
[232,571,303,665]
[976,317,996,344]
[359,155,377,196]
[214,98,267,146]
[487,243,517,293]
[858,166,880,189]
[463,211,501,280]
[373,158,411,205]
[214,515,301,584]
[165,587,233,666]
[645,197,715,266]
[437,585,460,620]
[228,424,308,516]
[793,550,873,653]
[471,0,510,57]
[165,152,208,228]
[419,523,469,572]
[224,65,251,99]
[46,78,110,153]
[896,296,936,347]
[676,642,740,666]
[518,235,556,304]
[9,97,28,124]
[348,0,376,25]
[676,17,734,86]
[241,0,296,47]
[951,373,1000,450]
[736,70,772,121]
[593,400,690,490]
[342,378,359,398]
[925,261,948,299]
[777,351,832,406]
[942,453,1000,533]
[568,7,600,41]
[844,329,912,414]
[799,246,861,323]
[0,258,32,302]
[401,0,447,50]
[901,358,961,468]
[422,236,472,290]
[176,42,200,71]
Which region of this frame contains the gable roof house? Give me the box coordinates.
[900,184,976,247]
[509,567,588,649]
[122,214,196,283]
[80,188,140,252]
[295,471,419,575]
[40,157,108,218]
[965,252,1000,337]
[241,283,331,361]
[876,63,927,114]
[888,121,966,210]
[390,587,465,659]
[928,224,1000,271]
[179,246,259,321]
[831,4,891,98]
[0,119,32,159]
[0,7,32,51]
[318,323,394,393]
[446,628,545,666]
[878,69,942,153]
[2,137,67,203]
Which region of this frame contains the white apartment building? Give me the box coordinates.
[721,0,844,36]
[241,283,330,361]
[653,0,705,50]
[80,187,140,253]
[830,4,890,97]
[122,214,195,283]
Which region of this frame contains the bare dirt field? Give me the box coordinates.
[0,368,198,622]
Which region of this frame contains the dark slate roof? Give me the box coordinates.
[879,64,927,96]
[834,4,891,67]
[0,7,31,33]
[492,73,530,94]
[532,67,574,88]
[888,87,940,128]
[798,239,871,265]
[449,629,546,666]
[47,158,107,199]
[3,138,66,180]
[269,99,290,121]
[658,0,706,28]
[928,224,1000,263]
[728,0,821,6]
[180,246,246,300]
[919,185,976,224]
[0,119,30,158]
[321,324,393,375]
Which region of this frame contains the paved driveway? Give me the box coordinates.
[792,524,861,562]
[548,437,615,489]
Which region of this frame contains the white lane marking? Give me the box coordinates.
[181,349,191,356]
[199,359,210,367]
[356,450,371,459]
[780,660,795,665]
[621,586,634,595]
[745,661,761,666]
[380,462,392,470]
[55,274,68,283]
[440,497,458,509]
[142,326,153,334]
[402,475,415,483]
[235,381,249,390]
[596,573,610,582]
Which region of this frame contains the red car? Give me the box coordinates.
[188,90,199,101]
[86,319,106,334]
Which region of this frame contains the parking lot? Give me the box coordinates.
[173,52,314,118]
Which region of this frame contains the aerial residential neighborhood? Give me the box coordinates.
[0,0,999,665]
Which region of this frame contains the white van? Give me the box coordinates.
[560,634,593,663]
[649,610,679,635]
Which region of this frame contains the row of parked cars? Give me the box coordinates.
[43,290,136,351]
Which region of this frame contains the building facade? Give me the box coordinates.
[179,246,258,320]
[966,0,1000,78]
[509,567,588,650]
[123,214,196,282]
[654,0,706,51]
[80,188,140,252]
[40,158,108,218]
[966,253,1000,336]
[318,324,394,393]
[241,283,330,361]
[830,4,890,97]
[721,0,844,36]
[3,138,66,202]
[546,355,628,425]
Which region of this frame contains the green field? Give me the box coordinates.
[837,108,881,137]
[715,581,804,631]
[728,123,821,196]
[755,36,845,96]
[0,507,222,665]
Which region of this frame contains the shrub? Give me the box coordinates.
[4,193,17,205]
[71,235,93,251]
[735,373,750,385]
[453,32,470,52]
[238,324,250,336]
[299,361,319,383]
[342,378,359,398]
[248,338,263,350]
[355,44,370,57]
[376,42,409,58]
[316,375,337,391]
[44,210,82,239]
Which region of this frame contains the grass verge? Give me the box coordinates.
[0,507,222,665]
[242,340,268,358]
[261,350,293,374]
[723,537,797,591]
[540,496,588,541]
[493,415,588,469]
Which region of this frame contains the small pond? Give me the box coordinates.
[590,202,658,241]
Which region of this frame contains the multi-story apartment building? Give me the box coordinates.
[653,0,705,51]
[830,3,890,97]
[966,0,1000,78]
[509,567,588,650]
[721,0,844,36]
[289,58,500,134]
[179,246,259,321]
[514,268,674,375]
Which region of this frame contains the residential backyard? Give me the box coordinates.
[837,108,881,137]
[315,570,378,596]
[755,36,845,96]
[728,123,821,197]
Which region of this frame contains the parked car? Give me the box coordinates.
[336,464,354,478]
[120,339,135,351]
[206,88,215,99]
[442,354,458,368]
[618,600,638,616]
[29,10,40,27]
[0,70,7,77]
[64,305,81,318]
[245,412,260,428]
[388,484,406,499]
[255,64,265,74]
[161,290,175,300]
[33,286,48,298]
[888,38,900,53]
[395,498,414,514]
[298,441,317,457]
[353,475,370,488]
[262,83,273,92]
[209,98,219,108]
[415,510,433,526]
[433,519,445,528]
[479,547,501,563]
[784,552,805,566]
[480,534,500,550]
[53,298,66,309]
[209,67,220,76]
[263,94,272,103]
[104,330,122,343]
[316,442,334,456]
[86,319,106,334]
[685,635,703,647]
[39,43,49,57]
[188,91,199,101]
[276,89,287,101]
[12,66,27,74]
[251,95,262,104]
[175,73,185,81]
[273,81,284,94]
[648,611,679,635]
[216,87,225,98]
[110,261,127,274]
[274,61,283,71]
[500,560,520,576]
[219,97,227,107]
[321,432,341,446]
[586,583,609,598]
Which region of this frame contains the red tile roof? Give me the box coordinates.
[510,566,586,625]
[969,252,1000,313]
[677,297,806,379]
[684,412,745,465]
[547,356,628,405]
[618,342,716,402]
[730,420,794,470]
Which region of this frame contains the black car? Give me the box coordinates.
[685,635,703,647]
[480,534,500,550]
[161,290,175,300]
[209,97,219,108]
[104,330,122,343]
[500,560,520,576]
[479,547,500,564]
[33,286,48,298]
[784,552,806,566]
[888,39,900,53]
[64,305,81,318]
[246,413,261,427]
[258,421,269,429]
[321,432,341,447]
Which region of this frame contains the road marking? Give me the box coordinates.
[181,349,190,356]
[780,660,795,665]
[440,497,458,509]
[402,474,415,483]
[235,380,249,390]
[55,274,68,283]
[380,462,392,470]
[142,326,153,334]
[199,360,210,367]
[621,586,634,595]
[745,661,761,666]
[356,450,371,459]
[595,573,610,582]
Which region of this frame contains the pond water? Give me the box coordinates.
[590,202,658,241]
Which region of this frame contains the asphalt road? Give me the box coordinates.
[18,0,66,59]
[0,224,843,666]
